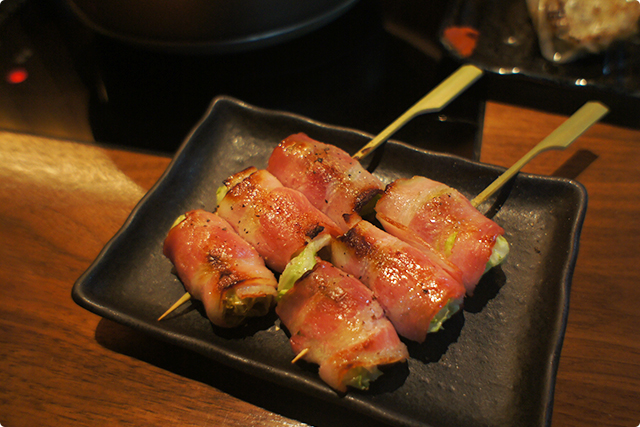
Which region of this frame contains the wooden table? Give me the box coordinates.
[1,101,638,427]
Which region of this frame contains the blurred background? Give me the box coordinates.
[1,0,638,158]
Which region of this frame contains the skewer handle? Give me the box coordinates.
[353,64,484,160]
[471,101,609,208]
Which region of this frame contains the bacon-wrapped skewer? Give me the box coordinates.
[214,167,409,391]
[216,166,342,273]
[331,220,466,343]
[277,260,409,392]
[163,209,278,328]
[375,176,509,295]
[266,135,508,293]
[267,133,385,232]
[160,167,342,322]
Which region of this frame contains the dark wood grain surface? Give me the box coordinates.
[1,100,639,427]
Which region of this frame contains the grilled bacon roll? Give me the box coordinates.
[375,176,508,295]
[276,260,409,392]
[331,220,466,343]
[216,167,342,273]
[163,210,278,328]
[267,133,385,232]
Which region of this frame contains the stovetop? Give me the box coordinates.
[0,0,484,158]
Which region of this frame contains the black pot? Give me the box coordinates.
[61,0,360,53]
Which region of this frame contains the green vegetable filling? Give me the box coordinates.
[223,293,274,327]
[216,185,229,206]
[344,366,383,390]
[359,193,382,217]
[443,231,459,256]
[171,214,187,229]
[429,298,462,333]
[277,234,331,299]
[485,235,509,272]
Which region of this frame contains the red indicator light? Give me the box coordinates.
[6,68,29,84]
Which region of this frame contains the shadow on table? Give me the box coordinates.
[551,149,599,180]
[94,317,395,427]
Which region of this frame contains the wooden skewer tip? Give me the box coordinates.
[157,292,192,321]
[291,348,309,364]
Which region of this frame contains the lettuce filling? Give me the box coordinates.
[344,366,383,390]
[485,235,509,272]
[223,293,274,327]
[216,185,228,206]
[443,231,459,256]
[359,193,382,217]
[429,298,462,333]
[171,214,187,229]
[277,234,331,299]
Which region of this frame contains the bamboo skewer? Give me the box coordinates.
[470,101,609,208]
[291,348,310,364]
[352,64,484,161]
[157,292,191,321]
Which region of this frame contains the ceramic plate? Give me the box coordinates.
[73,96,586,427]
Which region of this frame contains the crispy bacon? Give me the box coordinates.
[267,133,385,232]
[331,220,465,343]
[375,176,505,294]
[216,167,342,273]
[163,210,278,328]
[276,260,408,392]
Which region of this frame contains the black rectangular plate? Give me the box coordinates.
[73,96,587,427]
